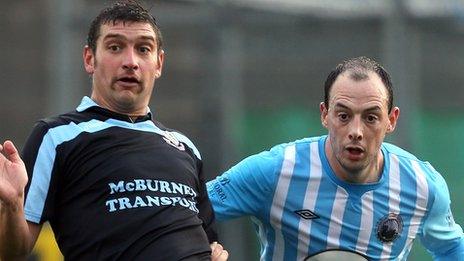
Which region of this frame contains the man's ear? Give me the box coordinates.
[83,45,95,74]
[320,102,328,128]
[155,49,165,79]
[387,107,400,133]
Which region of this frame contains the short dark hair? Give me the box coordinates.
[86,0,163,53]
[324,56,394,113]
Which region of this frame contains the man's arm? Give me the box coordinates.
[193,157,219,243]
[206,146,283,221]
[0,141,41,260]
[419,166,464,260]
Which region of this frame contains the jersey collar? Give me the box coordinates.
[318,135,387,196]
[76,96,153,122]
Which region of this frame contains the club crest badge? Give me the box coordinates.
[376,213,403,243]
[162,131,185,151]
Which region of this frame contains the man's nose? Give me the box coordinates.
[348,117,363,141]
[122,49,139,70]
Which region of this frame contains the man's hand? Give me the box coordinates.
[0,140,28,210]
[211,242,229,261]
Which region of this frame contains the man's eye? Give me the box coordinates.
[366,115,378,123]
[139,46,151,53]
[109,45,121,52]
[338,113,349,121]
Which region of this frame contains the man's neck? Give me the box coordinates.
[325,139,383,184]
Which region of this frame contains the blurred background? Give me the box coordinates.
[2,0,464,260]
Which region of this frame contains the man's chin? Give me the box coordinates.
[340,161,367,175]
[111,95,141,113]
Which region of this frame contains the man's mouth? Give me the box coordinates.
[346,146,364,156]
[117,76,139,84]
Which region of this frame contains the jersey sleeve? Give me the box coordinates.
[419,165,464,260]
[21,120,57,224]
[206,145,284,221]
[195,159,218,243]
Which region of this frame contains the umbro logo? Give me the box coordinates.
[295,209,319,220]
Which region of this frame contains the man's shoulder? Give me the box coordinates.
[244,136,324,166]
[382,142,419,161]
[382,142,443,183]
[151,120,180,134]
[269,135,324,152]
[29,110,84,135]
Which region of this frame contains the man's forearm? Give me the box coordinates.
[0,201,32,260]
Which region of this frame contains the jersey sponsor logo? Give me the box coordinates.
[162,131,185,151]
[105,179,199,213]
[218,176,230,186]
[209,177,229,202]
[376,213,403,243]
[295,209,319,220]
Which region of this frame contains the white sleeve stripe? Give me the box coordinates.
[297,142,322,261]
[399,161,429,258]
[355,190,374,254]
[326,186,348,248]
[270,144,296,261]
[381,154,401,258]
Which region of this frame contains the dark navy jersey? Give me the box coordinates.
[22,96,217,260]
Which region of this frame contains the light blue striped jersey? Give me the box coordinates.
[207,135,464,260]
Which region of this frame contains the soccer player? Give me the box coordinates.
[0,1,227,260]
[207,56,464,260]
